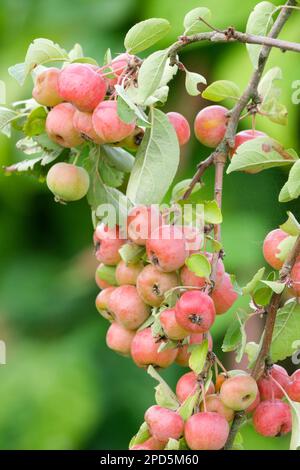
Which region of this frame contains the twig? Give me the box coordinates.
[224,412,247,450]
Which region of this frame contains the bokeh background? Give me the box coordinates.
[0,0,299,450]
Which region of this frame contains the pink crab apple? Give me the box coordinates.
[115,127,145,151]
[146,225,189,273]
[136,265,179,307]
[257,364,290,401]
[159,308,190,340]
[58,63,106,112]
[180,252,225,288]
[106,322,135,356]
[211,273,238,315]
[194,105,228,148]
[245,391,261,414]
[95,287,116,321]
[105,53,133,88]
[130,437,166,451]
[94,224,125,266]
[201,394,234,423]
[32,67,63,107]
[181,225,203,254]
[286,369,300,402]
[92,100,135,144]
[73,110,104,144]
[145,406,184,442]
[253,400,292,437]
[127,205,162,246]
[115,260,144,286]
[108,285,150,330]
[175,290,216,334]
[185,412,230,450]
[167,112,191,146]
[291,257,300,296]
[176,371,215,403]
[46,103,84,148]
[95,263,117,289]
[130,327,178,368]
[220,374,258,411]
[263,228,289,270]
[230,129,267,157]
[175,332,213,367]
[46,162,89,202]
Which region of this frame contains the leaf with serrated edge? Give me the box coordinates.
[125,18,170,54]
[202,80,240,102]
[270,301,300,362]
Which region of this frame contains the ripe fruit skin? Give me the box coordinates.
[185,412,229,450]
[46,162,89,201]
[286,370,300,402]
[146,225,188,273]
[106,53,133,88]
[32,67,63,107]
[95,276,111,290]
[136,265,179,307]
[58,63,106,111]
[46,103,84,148]
[180,253,224,288]
[253,400,292,437]
[131,327,178,368]
[245,392,261,414]
[211,273,238,315]
[257,364,290,401]
[181,226,203,254]
[145,406,184,441]
[160,308,189,340]
[106,322,135,356]
[127,205,162,246]
[263,229,289,270]
[175,291,216,334]
[115,260,144,286]
[230,129,266,157]
[175,332,213,367]
[95,287,115,321]
[115,127,144,151]
[220,374,258,411]
[95,263,117,288]
[108,285,150,330]
[130,437,166,451]
[176,371,215,403]
[194,105,228,148]
[202,394,234,422]
[94,224,125,266]
[92,101,135,143]
[291,257,300,296]
[73,110,103,144]
[167,112,191,146]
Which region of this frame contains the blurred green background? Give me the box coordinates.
[0,0,299,450]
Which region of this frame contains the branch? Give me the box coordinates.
[224,412,247,450]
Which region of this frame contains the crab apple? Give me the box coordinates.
[146,225,189,273]
[211,273,238,315]
[201,394,234,423]
[245,392,261,414]
[94,224,125,266]
[115,260,144,286]
[58,63,106,112]
[253,400,292,437]
[160,308,190,340]
[106,53,133,88]
[181,225,203,254]
[95,263,117,289]
[230,129,267,157]
[108,285,150,330]
[175,332,213,367]
[220,374,258,411]
[185,412,229,450]
[95,276,111,290]
[95,287,115,321]
[92,101,135,144]
[130,327,178,368]
[106,322,135,356]
[194,105,228,148]
[32,67,63,107]
[257,364,290,401]
[291,257,300,296]
[176,371,215,403]
[145,406,184,442]
[175,291,216,334]
[73,110,103,144]
[127,205,162,246]
[167,112,191,146]
[180,253,224,289]
[263,228,289,270]
[136,265,179,307]
[116,127,145,151]
[130,437,166,451]
[286,370,300,402]
[46,103,84,148]
[46,162,89,202]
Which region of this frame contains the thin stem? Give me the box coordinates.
[224,412,246,450]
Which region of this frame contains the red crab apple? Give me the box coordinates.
[220,374,258,411]
[58,63,106,112]
[263,229,289,270]
[146,225,189,272]
[108,285,150,330]
[131,327,178,368]
[95,263,117,289]
[145,406,184,442]
[194,105,228,148]
[230,129,267,157]
[73,110,104,144]
[175,332,213,367]
[201,394,234,422]
[106,322,135,356]
[176,371,215,403]
[291,257,300,296]
[175,290,216,334]
[159,308,190,340]
[95,287,115,321]
[253,400,292,437]
[46,162,89,202]
[94,224,125,266]
[130,437,166,451]
[46,103,84,148]
[136,264,179,307]
[92,100,135,143]
[105,53,133,88]
[286,369,300,402]
[185,412,229,450]
[245,392,261,414]
[127,205,162,246]
[211,273,238,315]
[181,226,203,254]
[167,112,191,146]
[180,252,225,288]
[257,364,290,401]
[115,260,144,286]
[32,67,63,107]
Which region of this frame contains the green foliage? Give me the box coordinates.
[147,366,179,410]
[270,300,300,362]
[246,1,276,67]
[185,70,206,96]
[124,18,171,54]
[183,7,212,35]
[279,160,300,202]
[222,310,248,362]
[189,339,209,374]
[280,212,300,236]
[185,253,211,278]
[202,80,241,102]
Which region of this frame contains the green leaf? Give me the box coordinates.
[253,286,272,306]
[98,158,124,189]
[280,212,300,236]
[203,200,222,224]
[206,236,222,252]
[70,57,99,66]
[171,179,202,203]
[129,422,150,449]
[227,137,298,174]
[185,253,211,279]
[23,106,47,137]
[0,80,6,104]
[246,2,276,68]
[202,80,240,102]
[0,106,19,134]
[117,96,136,124]
[165,438,180,450]
[185,70,206,96]
[270,301,300,362]
[242,267,265,295]
[144,86,169,107]
[8,63,27,86]
[244,342,260,369]
[101,145,134,173]
[183,7,212,35]
[124,18,170,54]
[257,68,288,125]
[126,108,180,205]
[95,264,117,286]
[115,84,150,125]
[279,160,300,201]
[119,243,145,264]
[276,235,297,263]
[290,402,300,450]
[261,280,285,294]
[279,181,293,203]
[68,43,84,60]
[189,340,208,375]
[222,310,248,354]
[177,389,201,422]
[137,50,168,103]
[147,365,180,410]
[160,58,178,87]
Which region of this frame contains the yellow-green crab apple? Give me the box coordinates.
[146,225,189,272]
[211,273,238,314]
[175,291,216,333]
[92,101,135,143]
[253,399,292,437]
[95,287,116,321]
[286,369,300,402]
[201,394,234,422]
[32,67,63,107]
[185,412,229,450]
[257,364,289,401]
[159,308,190,340]
[263,229,289,270]
[167,112,191,146]
[127,205,162,246]
[46,103,84,148]
[73,110,104,144]
[136,264,178,307]
[108,285,150,330]
[176,371,215,403]
[175,332,213,367]
[115,260,144,286]
[145,406,184,442]
[219,374,258,411]
[130,327,178,368]
[106,322,135,356]
[94,224,125,266]
[46,162,89,202]
[194,105,228,148]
